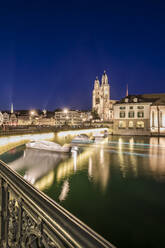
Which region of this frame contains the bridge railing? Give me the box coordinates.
[0,160,115,248]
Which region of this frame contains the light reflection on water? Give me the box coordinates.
[8,148,69,184]
[1,136,165,248]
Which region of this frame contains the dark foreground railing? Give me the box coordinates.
[0,160,115,248]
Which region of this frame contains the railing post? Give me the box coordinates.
[17,198,23,247]
[0,178,9,248]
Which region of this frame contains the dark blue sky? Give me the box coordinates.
[0,0,165,110]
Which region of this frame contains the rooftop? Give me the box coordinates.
[116,93,165,105]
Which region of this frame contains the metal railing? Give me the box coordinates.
[0,160,115,248]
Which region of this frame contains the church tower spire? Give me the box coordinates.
[101,70,108,85]
[92,76,100,111]
[126,84,128,97]
[11,103,14,114]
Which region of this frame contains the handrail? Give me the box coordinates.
[0,160,116,248]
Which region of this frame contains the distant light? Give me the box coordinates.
[43,109,47,115]
[30,110,36,116]
[63,108,68,114]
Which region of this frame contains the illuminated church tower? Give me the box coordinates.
[92,71,112,121]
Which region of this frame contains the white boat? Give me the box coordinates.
[71,134,94,144]
[26,140,71,153]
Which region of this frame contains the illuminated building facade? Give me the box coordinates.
[113,94,165,135]
[3,112,10,125]
[54,110,91,127]
[92,71,116,121]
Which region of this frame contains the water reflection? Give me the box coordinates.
[2,136,165,248]
[8,148,69,185]
[149,137,165,181]
[59,180,70,202]
[56,143,111,192]
[88,157,92,180]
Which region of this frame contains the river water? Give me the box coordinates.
[1,135,165,248]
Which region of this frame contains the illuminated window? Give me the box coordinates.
[120,111,125,118]
[136,121,144,128]
[128,111,134,118]
[119,121,126,128]
[129,121,134,128]
[137,111,144,118]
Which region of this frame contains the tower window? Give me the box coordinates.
[96,98,100,104]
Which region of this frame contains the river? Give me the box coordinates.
[0,135,165,248]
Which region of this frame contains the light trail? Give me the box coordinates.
[108,141,165,148]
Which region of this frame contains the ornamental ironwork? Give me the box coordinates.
[0,160,115,248]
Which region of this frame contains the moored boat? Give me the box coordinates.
[26,140,71,153]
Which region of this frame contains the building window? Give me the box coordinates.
[128,111,134,118]
[129,106,133,109]
[119,121,126,129]
[137,106,144,109]
[120,111,125,118]
[129,121,134,128]
[136,121,144,128]
[120,106,126,110]
[152,111,154,127]
[133,98,138,102]
[125,98,129,103]
[137,111,144,118]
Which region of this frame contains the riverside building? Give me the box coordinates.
[54,110,91,127]
[113,94,165,135]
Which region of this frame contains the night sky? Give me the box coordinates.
[0,0,165,111]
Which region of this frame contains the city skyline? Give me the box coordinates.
[0,0,165,110]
